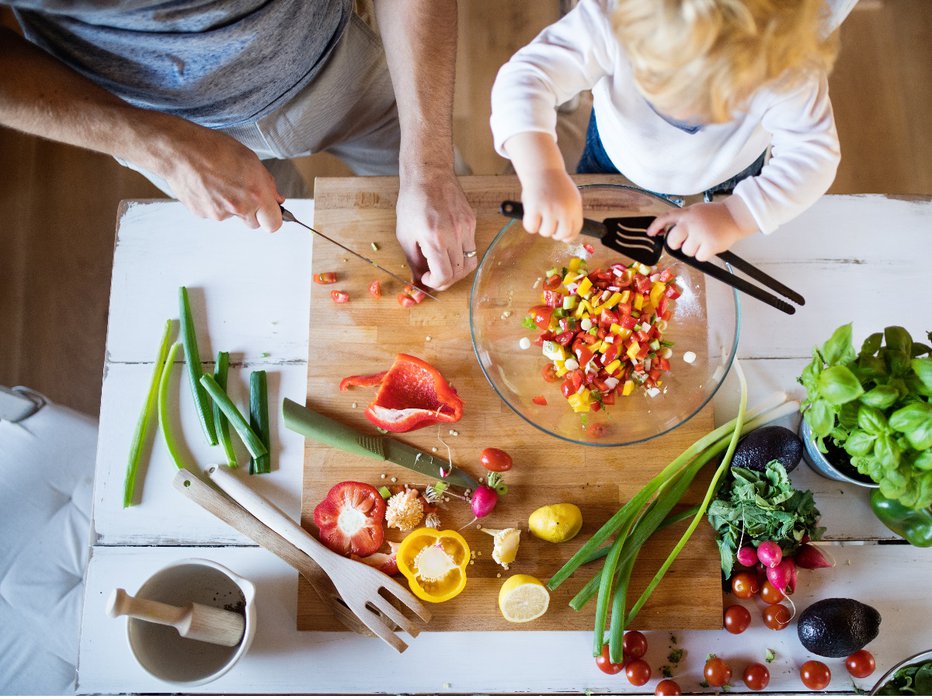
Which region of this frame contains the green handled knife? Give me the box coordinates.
[283,398,479,490]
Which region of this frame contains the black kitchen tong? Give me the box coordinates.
[499,200,804,315]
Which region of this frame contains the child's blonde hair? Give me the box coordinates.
[612,0,839,123]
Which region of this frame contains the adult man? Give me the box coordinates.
[0,0,477,290]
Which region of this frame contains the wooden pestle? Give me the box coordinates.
[107,588,245,647]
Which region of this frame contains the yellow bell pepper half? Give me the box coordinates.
[396,528,470,603]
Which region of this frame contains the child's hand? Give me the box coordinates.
[646,199,758,261]
[520,168,582,242]
[503,131,582,242]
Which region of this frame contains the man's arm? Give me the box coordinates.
[373,0,476,291]
[0,27,284,230]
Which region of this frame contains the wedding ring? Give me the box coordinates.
[464,250,478,258]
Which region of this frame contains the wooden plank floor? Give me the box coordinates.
[1,1,929,416]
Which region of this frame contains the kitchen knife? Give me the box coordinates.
[283,398,479,490]
[280,206,441,302]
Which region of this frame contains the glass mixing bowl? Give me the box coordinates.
[470,184,740,447]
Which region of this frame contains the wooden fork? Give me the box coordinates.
[173,469,373,638]
[205,464,432,652]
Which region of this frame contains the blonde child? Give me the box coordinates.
[490,0,845,261]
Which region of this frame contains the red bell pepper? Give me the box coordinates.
[313,481,386,557]
[339,354,464,432]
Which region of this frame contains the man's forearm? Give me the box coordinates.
[373,0,458,178]
[0,27,190,174]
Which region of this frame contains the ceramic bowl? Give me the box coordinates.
[470,184,740,447]
[799,416,878,488]
[125,558,257,686]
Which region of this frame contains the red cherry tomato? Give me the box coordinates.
[480,447,513,472]
[731,571,760,599]
[846,650,876,678]
[313,271,337,284]
[723,604,752,634]
[622,630,648,659]
[762,603,791,630]
[743,662,770,691]
[625,658,651,686]
[330,290,350,304]
[541,364,560,382]
[800,660,831,690]
[704,657,733,687]
[368,280,382,299]
[595,644,624,675]
[530,304,554,330]
[759,579,785,604]
[654,679,681,696]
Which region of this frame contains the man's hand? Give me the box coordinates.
[395,173,477,291]
[153,122,285,232]
[647,198,758,261]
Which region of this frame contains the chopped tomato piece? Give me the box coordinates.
[368,280,382,299]
[314,272,338,284]
[543,274,563,291]
[530,305,553,330]
[531,395,548,405]
[397,292,416,308]
[331,290,350,303]
[541,364,560,382]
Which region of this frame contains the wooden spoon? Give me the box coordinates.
[107,588,245,647]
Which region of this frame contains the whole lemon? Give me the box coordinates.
[528,503,583,543]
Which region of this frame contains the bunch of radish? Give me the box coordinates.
[736,538,835,597]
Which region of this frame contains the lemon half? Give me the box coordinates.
[498,574,550,623]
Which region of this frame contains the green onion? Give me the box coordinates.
[249,370,271,474]
[157,342,187,470]
[592,519,633,657]
[179,286,217,445]
[378,486,392,499]
[608,552,637,663]
[123,319,174,507]
[199,374,267,459]
[521,315,536,330]
[213,351,238,468]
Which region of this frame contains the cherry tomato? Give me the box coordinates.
[595,644,624,675]
[743,662,770,691]
[846,650,876,678]
[586,422,611,438]
[762,603,791,630]
[800,660,831,690]
[313,271,337,284]
[625,658,651,686]
[368,280,382,299]
[723,604,752,634]
[397,292,416,308]
[759,579,785,604]
[330,290,350,304]
[654,679,681,696]
[731,571,760,599]
[480,447,513,472]
[531,395,547,406]
[623,630,648,659]
[704,656,733,687]
[541,364,560,382]
[530,304,554,330]
[543,274,563,292]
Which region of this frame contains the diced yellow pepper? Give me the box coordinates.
[568,257,583,272]
[598,340,612,353]
[567,390,591,412]
[574,300,593,319]
[605,359,622,375]
[609,322,623,335]
[637,263,651,275]
[650,281,666,308]
[617,328,632,341]
[576,276,593,298]
[622,380,635,396]
[619,290,631,304]
[556,365,569,378]
[602,292,624,310]
[633,294,645,311]
[627,341,640,362]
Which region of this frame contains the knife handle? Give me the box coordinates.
[500,200,605,239]
[283,398,386,459]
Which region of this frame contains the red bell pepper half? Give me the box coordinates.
[339,353,464,433]
[313,481,386,557]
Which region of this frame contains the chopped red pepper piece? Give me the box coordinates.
[339,354,464,433]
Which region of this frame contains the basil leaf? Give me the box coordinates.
[821,323,856,365]
[818,365,864,405]
[889,402,932,451]
[806,400,835,438]
[860,384,900,410]
[915,449,932,472]
[913,357,932,391]
[884,326,913,355]
[873,434,900,470]
[858,404,888,435]
[798,355,822,394]
[843,430,875,456]
[860,331,883,358]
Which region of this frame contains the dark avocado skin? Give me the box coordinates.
[732,425,803,473]
[798,598,881,657]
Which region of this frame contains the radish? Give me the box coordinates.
[756,540,783,569]
[795,542,836,569]
[470,485,499,519]
[766,557,797,595]
[736,545,758,567]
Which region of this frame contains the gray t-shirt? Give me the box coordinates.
[9,0,353,128]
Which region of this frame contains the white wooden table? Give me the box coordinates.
[77,193,932,694]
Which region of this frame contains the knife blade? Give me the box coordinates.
[280,206,440,302]
[283,399,479,490]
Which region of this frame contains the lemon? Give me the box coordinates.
[528,503,583,543]
[498,574,550,623]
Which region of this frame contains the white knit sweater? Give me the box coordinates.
[490,0,843,234]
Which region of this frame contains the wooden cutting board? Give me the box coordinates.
[297,175,723,632]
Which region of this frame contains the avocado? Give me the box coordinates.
[797,598,881,657]
[732,425,802,473]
